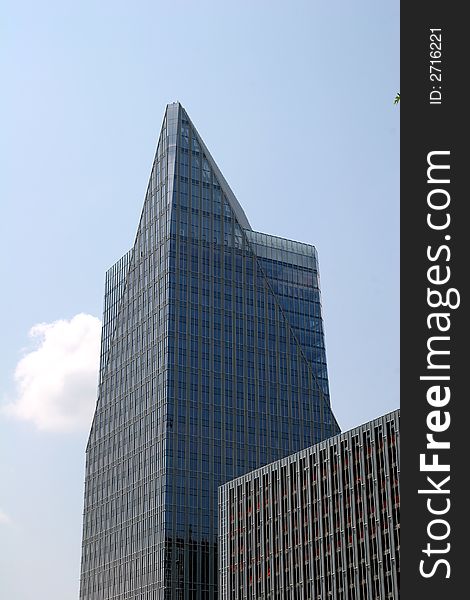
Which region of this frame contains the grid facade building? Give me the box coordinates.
[79,102,339,599]
[219,410,400,600]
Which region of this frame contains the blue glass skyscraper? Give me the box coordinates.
[79,103,339,599]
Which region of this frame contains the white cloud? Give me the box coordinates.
[0,508,11,525]
[3,314,101,433]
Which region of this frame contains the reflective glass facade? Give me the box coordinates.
[219,410,400,600]
[79,103,339,599]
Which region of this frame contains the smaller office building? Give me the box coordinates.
[219,410,400,599]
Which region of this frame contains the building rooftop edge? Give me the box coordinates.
[219,408,400,491]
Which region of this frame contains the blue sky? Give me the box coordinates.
[0,1,399,598]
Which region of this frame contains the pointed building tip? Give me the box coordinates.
[167,100,183,110]
[163,101,183,122]
[160,101,252,231]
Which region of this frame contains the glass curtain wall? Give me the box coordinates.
[79,103,339,600]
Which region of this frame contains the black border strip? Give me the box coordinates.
[401,3,468,597]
